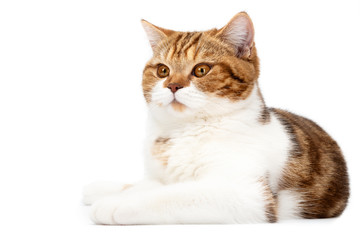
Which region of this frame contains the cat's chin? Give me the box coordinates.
[170,100,186,112]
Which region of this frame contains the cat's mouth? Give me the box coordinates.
[170,99,186,112]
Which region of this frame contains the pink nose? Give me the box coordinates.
[167,83,183,93]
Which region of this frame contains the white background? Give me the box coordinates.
[0,0,359,239]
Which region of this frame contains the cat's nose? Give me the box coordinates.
[167,83,183,93]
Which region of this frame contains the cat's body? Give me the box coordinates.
[83,12,349,224]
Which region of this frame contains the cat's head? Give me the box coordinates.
[142,12,260,120]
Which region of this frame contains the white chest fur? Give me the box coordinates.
[144,109,291,192]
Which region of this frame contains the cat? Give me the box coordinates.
[83,12,349,224]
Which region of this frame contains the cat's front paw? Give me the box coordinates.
[90,197,139,225]
[83,182,132,205]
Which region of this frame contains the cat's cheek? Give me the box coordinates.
[149,79,174,107]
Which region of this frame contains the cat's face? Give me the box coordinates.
[142,12,259,120]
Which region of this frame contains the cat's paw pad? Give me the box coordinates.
[83,182,132,205]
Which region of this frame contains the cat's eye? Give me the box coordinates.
[193,64,211,78]
[157,64,170,78]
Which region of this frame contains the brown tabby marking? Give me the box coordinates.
[183,33,202,58]
[258,106,270,124]
[260,178,278,223]
[257,88,270,124]
[142,64,160,102]
[272,108,349,218]
[142,16,260,103]
[193,59,256,101]
[152,137,171,166]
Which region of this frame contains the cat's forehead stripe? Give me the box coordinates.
[163,32,203,60]
[182,33,203,59]
[166,34,183,60]
[176,32,196,58]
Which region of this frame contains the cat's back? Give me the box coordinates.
[271,108,350,218]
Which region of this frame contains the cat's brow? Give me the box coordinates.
[143,64,158,73]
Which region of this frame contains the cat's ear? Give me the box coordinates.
[141,20,174,51]
[216,12,255,58]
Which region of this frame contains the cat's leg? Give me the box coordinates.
[83,179,162,205]
[90,180,274,224]
[83,182,130,205]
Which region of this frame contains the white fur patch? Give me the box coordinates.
[277,190,302,220]
[86,83,299,224]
